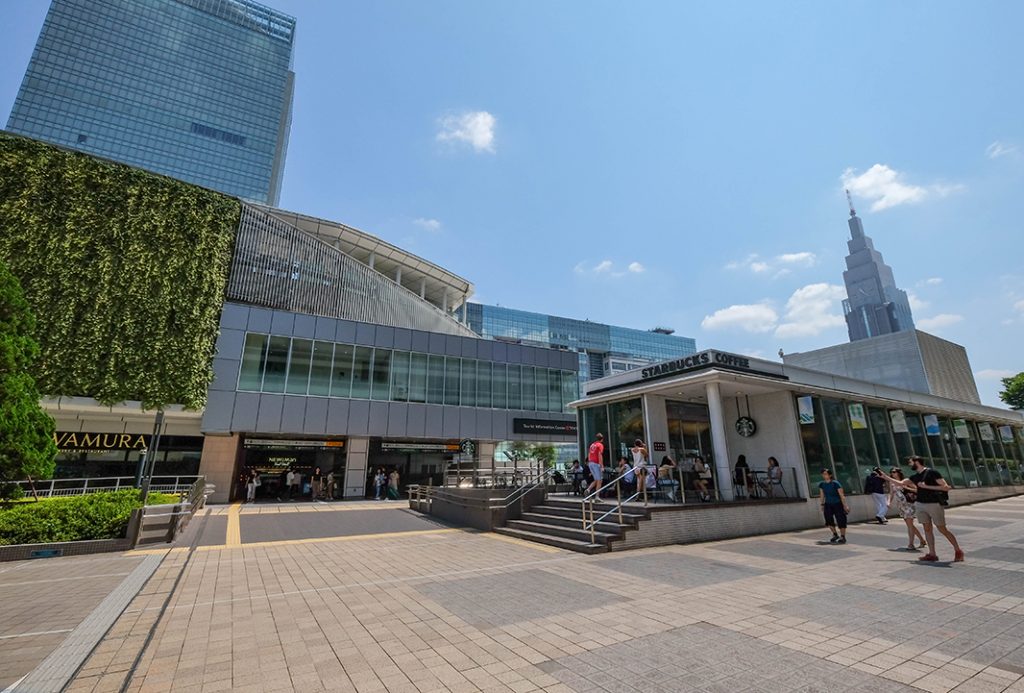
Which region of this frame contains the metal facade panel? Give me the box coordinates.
[347,400,371,435]
[270,311,294,335]
[375,325,396,348]
[280,396,307,432]
[247,307,273,332]
[220,302,249,330]
[303,398,328,435]
[293,314,316,338]
[354,322,376,346]
[255,394,284,433]
[424,405,444,437]
[326,399,350,434]
[393,328,412,351]
[214,329,246,361]
[442,406,461,439]
[386,403,408,437]
[367,402,389,436]
[232,393,261,431]
[209,358,240,393]
[336,320,357,344]
[201,390,236,433]
[405,404,427,438]
[314,316,335,340]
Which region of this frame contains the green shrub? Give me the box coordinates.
[0,489,183,545]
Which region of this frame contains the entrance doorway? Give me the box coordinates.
[366,440,458,498]
[241,438,346,501]
[666,400,716,496]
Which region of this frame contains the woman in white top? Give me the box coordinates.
[692,455,711,502]
[630,439,649,500]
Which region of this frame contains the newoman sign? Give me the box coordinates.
[641,350,751,380]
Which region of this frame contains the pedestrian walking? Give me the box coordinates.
[819,469,849,544]
[373,468,385,500]
[387,468,400,500]
[245,470,258,502]
[286,467,297,500]
[311,466,323,500]
[864,468,888,524]
[325,470,336,500]
[881,456,963,562]
[887,467,926,551]
[585,433,605,496]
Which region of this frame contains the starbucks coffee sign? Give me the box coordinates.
[640,350,752,380]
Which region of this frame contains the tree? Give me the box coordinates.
[0,260,57,500]
[1000,372,1024,410]
[529,444,558,469]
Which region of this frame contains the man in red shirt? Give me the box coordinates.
[586,433,605,496]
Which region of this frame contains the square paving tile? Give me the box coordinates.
[415,568,619,627]
[886,563,1024,598]
[709,539,850,564]
[597,552,768,587]
[969,546,1024,563]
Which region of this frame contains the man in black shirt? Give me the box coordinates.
[864,470,888,524]
[880,456,963,563]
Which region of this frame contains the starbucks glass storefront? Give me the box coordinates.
[572,349,1024,502]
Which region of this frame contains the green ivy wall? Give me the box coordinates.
[0,134,240,409]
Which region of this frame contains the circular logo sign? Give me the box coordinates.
[735,417,757,438]
[459,439,476,456]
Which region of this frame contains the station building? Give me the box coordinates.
[572,349,1024,500]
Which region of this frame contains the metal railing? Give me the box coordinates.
[580,468,642,544]
[13,476,200,499]
[409,468,556,513]
[133,476,207,546]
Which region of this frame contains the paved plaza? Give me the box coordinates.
[3,496,1024,692]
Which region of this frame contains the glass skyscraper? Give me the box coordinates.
[6,0,295,205]
[466,303,697,386]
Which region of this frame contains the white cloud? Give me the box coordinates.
[917,313,964,331]
[701,303,779,334]
[725,251,816,276]
[576,259,646,277]
[777,252,816,267]
[987,141,1017,159]
[922,277,943,286]
[841,164,962,212]
[1015,299,1024,312]
[436,111,496,153]
[412,217,442,232]
[593,260,613,273]
[907,291,929,312]
[628,262,645,274]
[774,283,847,338]
[976,369,1015,380]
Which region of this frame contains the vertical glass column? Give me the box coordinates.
[821,398,859,492]
[937,418,966,487]
[867,407,897,469]
[797,396,832,486]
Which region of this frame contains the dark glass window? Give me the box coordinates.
[238,333,267,391]
[262,336,290,393]
[285,339,312,395]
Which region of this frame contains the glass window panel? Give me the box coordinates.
[408,353,428,403]
[968,422,993,486]
[561,370,577,413]
[285,338,312,395]
[534,368,548,412]
[444,358,460,406]
[351,346,373,399]
[371,349,392,401]
[890,410,915,461]
[798,396,831,484]
[581,404,609,463]
[548,369,562,413]
[521,366,535,411]
[867,407,897,469]
[262,336,290,393]
[238,333,267,391]
[938,418,967,487]
[609,399,644,464]
[460,360,477,407]
[331,344,354,398]
[906,413,930,461]
[390,351,410,402]
[427,355,445,405]
[822,398,859,493]
[477,362,492,408]
[491,364,506,409]
[308,341,333,396]
[848,403,877,477]
[507,365,521,410]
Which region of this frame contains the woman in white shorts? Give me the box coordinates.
[888,467,926,551]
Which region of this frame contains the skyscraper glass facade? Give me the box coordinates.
[6,0,295,204]
[466,303,697,385]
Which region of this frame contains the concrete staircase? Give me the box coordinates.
[494,497,649,554]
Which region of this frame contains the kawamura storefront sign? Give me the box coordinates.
[54,432,149,451]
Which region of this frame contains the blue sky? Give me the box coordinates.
[3,1,1022,407]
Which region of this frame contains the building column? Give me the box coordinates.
[461,300,468,324]
[394,266,402,285]
[705,382,734,501]
[198,433,242,503]
[419,278,426,299]
[442,290,449,313]
[343,437,370,498]
[368,252,376,270]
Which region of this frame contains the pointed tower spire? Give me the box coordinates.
[846,189,856,218]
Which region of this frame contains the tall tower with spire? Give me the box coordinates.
[841,191,915,341]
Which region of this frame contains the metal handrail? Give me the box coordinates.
[502,468,554,508]
[13,475,200,498]
[580,467,643,544]
[587,491,642,530]
[409,468,555,512]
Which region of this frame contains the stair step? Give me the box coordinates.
[506,520,622,543]
[532,503,647,521]
[493,527,609,554]
[521,512,634,533]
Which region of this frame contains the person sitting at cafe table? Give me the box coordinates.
[734,454,753,498]
[761,456,784,497]
[616,455,635,496]
[692,455,712,502]
[658,455,680,502]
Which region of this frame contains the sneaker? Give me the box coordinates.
[953,550,965,562]
[829,535,839,544]
[918,553,939,562]
[837,537,847,544]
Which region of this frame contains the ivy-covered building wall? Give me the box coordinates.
[0,134,240,409]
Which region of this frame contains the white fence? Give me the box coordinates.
[13,476,200,498]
